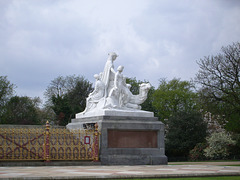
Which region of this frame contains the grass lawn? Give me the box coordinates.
[123,176,240,180]
[168,160,240,166]
[219,165,240,166]
[169,163,240,166]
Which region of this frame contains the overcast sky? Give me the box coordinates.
[1,0,240,103]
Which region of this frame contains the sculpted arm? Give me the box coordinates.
[89,83,98,96]
[110,67,116,75]
[114,72,118,89]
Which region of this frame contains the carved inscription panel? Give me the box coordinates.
[108,130,158,148]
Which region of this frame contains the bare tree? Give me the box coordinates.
[44,75,93,125]
[0,76,15,118]
[195,42,240,132]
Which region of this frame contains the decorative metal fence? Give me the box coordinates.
[0,121,100,162]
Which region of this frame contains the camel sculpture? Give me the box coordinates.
[125,83,151,109]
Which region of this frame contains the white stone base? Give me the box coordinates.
[75,109,154,119]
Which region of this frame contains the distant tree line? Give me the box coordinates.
[0,42,239,160]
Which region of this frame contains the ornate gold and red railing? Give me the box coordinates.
[0,122,100,162]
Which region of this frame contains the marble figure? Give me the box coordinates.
[79,52,152,117]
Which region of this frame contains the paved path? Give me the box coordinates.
[0,163,240,179]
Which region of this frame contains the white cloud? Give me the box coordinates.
[0,0,240,102]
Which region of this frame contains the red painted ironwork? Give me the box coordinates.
[84,136,90,144]
[0,128,45,160]
[0,122,100,162]
[0,133,44,159]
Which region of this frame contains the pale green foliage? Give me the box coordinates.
[153,78,199,122]
[204,131,236,159]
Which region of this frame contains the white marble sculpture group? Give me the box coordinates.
[79,52,151,117]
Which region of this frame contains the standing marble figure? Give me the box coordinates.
[101,52,118,98]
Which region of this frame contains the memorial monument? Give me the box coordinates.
[67,52,167,165]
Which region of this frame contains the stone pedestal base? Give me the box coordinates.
[101,155,167,165]
[67,115,167,165]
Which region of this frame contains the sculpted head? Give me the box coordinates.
[94,74,100,80]
[108,52,118,61]
[127,84,131,90]
[117,65,124,72]
[140,83,151,90]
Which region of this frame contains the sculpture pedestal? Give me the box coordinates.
[67,112,167,165]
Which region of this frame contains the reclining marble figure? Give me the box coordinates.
[78,52,152,117]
